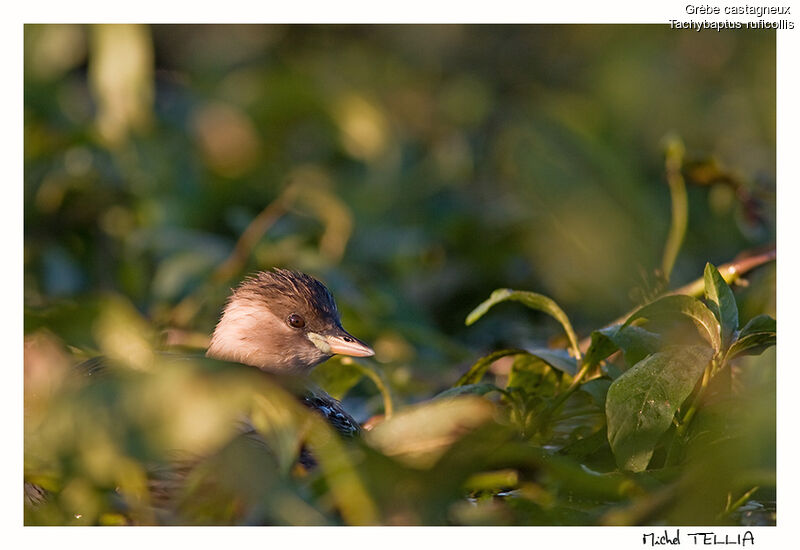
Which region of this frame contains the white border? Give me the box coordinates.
[4,1,797,548]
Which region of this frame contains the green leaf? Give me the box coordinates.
[525,347,577,376]
[726,333,776,360]
[610,326,663,366]
[435,383,502,400]
[623,295,721,352]
[507,354,559,394]
[704,263,739,348]
[603,362,625,380]
[584,325,663,369]
[724,314,776,361]
[456,349,525,387]
[606,345,714,472]
[739,314,776,337]
[580,378,613,408]
[466,288,581,360]
[310,358,364,400]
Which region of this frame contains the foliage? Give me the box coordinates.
[25,257,775,525]
[24,25,775,526]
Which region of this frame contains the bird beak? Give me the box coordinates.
[324,327,375,358]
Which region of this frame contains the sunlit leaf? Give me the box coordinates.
[365,396,495,469]
[739,314,776,337]
[704,263,739,348]
[606,345,713,472]
[466,288,581,360]
[89,24,153,146]
[93,296,157,371]
[726,333,776,361]
[724,315,776,361]
[623,295,721,353]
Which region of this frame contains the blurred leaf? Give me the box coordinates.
[704,263,739,348]
[310,358,363,400]
[25,300,105,351]
[152,250,218,301]
[623,295,721,352]
[92,295,157,371]
[466,288,581,360]
[332,93,390,162]
[89,24,153,145]
[249,392,306,474]
[464,469,518,493]
[606,345,713,472]
[191,102,262,178]
[305,411,380,526]
[435,383,502,399]
[176,430,329,525]
[365,396,495,469]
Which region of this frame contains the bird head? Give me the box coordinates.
[207,269,374,373]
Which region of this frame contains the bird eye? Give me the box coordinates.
[287,314,305,328]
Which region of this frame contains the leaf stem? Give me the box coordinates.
[352,360,394,419]
[661,137,688,282]
[675,361,712,438]
[664,356,715,466]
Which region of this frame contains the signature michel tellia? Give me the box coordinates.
[642,529,755,547]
